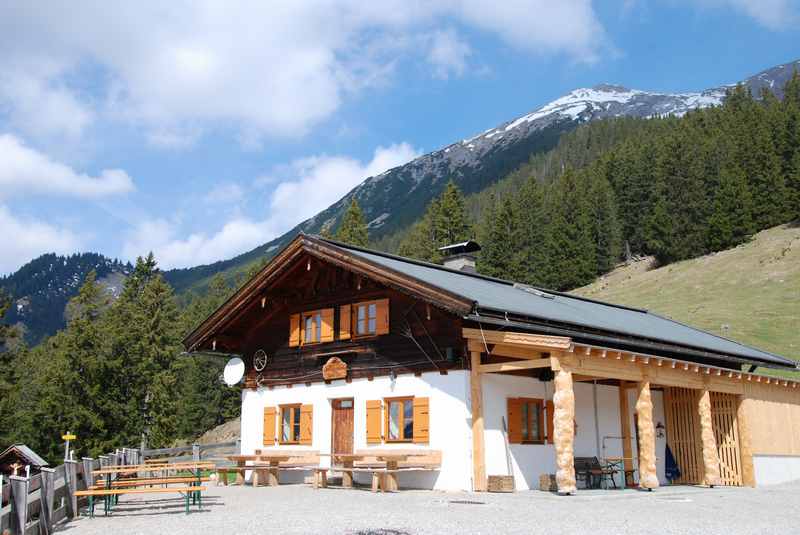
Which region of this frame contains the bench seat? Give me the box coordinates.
[75,486,206,517]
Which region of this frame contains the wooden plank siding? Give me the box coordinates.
[742,382,800,456]
[664,387,704,485]
[710,393,743,486]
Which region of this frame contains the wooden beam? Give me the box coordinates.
[467,340,544,360]
[698,389,722,486]
[479,359,553,374]
[618,381,634,484]
[462,328,571,351]
[470,350,487,492]
[736,395,756,487]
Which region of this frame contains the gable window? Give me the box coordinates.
[280,404,302,443]
[385,397,414,442]
[356,302,377,336]
[303,311,322,344]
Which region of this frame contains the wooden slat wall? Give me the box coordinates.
[742,382,800,456]
[664,387,704,484]
[710,393,743,486]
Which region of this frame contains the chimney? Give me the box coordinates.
[439,241,481,273]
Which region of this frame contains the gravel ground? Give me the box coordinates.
[60,481,800,535]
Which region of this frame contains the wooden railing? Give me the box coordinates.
[0,441,238,534]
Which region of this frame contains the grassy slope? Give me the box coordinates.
[573,224,800,377]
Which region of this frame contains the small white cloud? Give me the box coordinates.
[122,142,421,269]
[427,29,471,79]
[0,70,93,140]
[203,182,244,205]
[0,204,83,274]
[0,134,134,200]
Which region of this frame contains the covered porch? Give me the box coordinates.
[464,328,760,494]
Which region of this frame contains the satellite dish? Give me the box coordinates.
[253,349,269,371]
[223,357,245,386]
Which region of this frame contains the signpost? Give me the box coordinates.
[62,432,76,461]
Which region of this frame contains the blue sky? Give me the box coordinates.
[1,0,799,275]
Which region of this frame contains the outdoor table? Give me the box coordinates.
[91,462,208,514]
[332,453,410,491]
[226,454,293,486]
[601,457,634,489]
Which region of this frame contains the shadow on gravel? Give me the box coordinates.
[350,530,412,535]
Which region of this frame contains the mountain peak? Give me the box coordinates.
[592,83,631,93]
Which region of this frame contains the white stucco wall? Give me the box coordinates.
[754,455,800,486]
[240,370,669,491]
[240,371,473,491]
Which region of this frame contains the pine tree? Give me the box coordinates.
[588,170,623,273]
[548,170,597,289]
[707,166,754,251]
[514,176,556,287]
[477,195,522,280]
[335,198,369,247]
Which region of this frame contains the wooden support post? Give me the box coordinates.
[40,468,56,535]
[64,460,79,519]
[635,380,659,490]
[192,444,200,461]
[470,350,487,492]
[736,395,756,487]
[81,458,94,490]
[9,476,29,535]
[697,389,721,486]
[618,381,634,486]
[554,365,577,494]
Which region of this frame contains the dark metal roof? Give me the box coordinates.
[0,444,48,467]
[323,238,797,370]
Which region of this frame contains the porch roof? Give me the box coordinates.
[323,238,796,370]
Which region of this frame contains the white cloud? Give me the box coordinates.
[690,0,798,29]
[0,134,134,200]
[0,2,608,147]
[428,29,472,79]
[122,142,420,268]
[0,205,83,274]
[203,183,245,205]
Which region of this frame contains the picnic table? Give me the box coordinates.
[333,453,411,491]
[226,453,295,486]
[84,461,210,516]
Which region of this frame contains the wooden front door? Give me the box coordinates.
[332,398,354,455]
[664,387,704,484]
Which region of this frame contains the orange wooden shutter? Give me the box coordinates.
[299,404,313,445]
[413,397,430,443]
[289,313,300,347]
[546,400,555,444]
[366,400,382,444]
[320,308,334,342]
[338,304,351,340]
[507,398,522,444]
[375,298,390,335]
[263,406,276,445]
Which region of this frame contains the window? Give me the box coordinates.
[303,311,322,344]
[280,404,302,443]
[385,397,414,442]
[521,399,544,443]
[508,397,546,444]
[355,302,377,336]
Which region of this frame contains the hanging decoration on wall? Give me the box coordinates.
[253,349,270,372]
[322,356,348,381]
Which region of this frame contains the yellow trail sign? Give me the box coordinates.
[62,434,76,441]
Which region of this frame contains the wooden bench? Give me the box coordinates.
[93,476,210,489]
[336,450,442,492]
[220,450,321,486]
[75,485,207,517]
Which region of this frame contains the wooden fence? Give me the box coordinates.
[0,441,238,534]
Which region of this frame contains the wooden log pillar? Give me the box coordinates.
[635,380,659,490]
[554,366,577,494]
[64,460,79,519]
[736,395,756,487]
[40,467,56,535]
[470,350,487,492]
[9,475,28,535]
[697,389,721,486]
[618,381,634,486]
